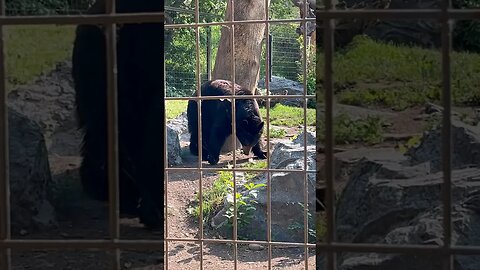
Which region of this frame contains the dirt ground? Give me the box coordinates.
[10,126,315,270]
[12,102,467,269]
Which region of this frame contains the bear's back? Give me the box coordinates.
[201,80,253,97]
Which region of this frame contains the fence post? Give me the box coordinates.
[268,33,272,82]
[207,27,212,81]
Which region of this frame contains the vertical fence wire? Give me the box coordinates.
[0,0,9,268]
[104,0,120,269]
[228,1,239,268]
[193,0,205,269]
[321,0,337,269]
[302,0,310,268]
[164,57,169,270]
[263,0,272,268]
[441,0,453,269]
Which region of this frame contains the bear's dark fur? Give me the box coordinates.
[71,0,164,229]
[187,80,267,165]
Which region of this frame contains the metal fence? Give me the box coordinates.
[0,1,316,270]
[0,1,166,269]
[165,0,315,269]
[316,0,480,269]
[166,21,308,97]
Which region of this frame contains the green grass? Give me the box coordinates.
[269,127,287,138]
[166,100,316,127]
[166,100,188,119]
[5,25,76,89]
[317,35,480,110]
[398,134,423,154]
[187,160,268,224]
[317,113,385,145]
[260,104,316,127]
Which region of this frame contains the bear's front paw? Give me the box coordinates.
[207,155,220,165]
[255,151,268,160]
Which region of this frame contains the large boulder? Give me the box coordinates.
[211,131,316,242]
[257,76,305,107]
[9,108,56,231]
[166,125,182,166]
[9,61,185,167]
[167,112,189,143]
[323,0,442,48]
[318,120,480,269]
[405,119,480,173]
[323,0,480,51]
[8,61,80,156]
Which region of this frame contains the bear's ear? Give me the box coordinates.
[243,119,249,126]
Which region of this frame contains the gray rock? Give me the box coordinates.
[330,0,443,48]
[7,61,80,156]
[257,76,305,107]
[166,125,182,167]
[211,132,316,242]
[405,119,480,172]
[292,130,316,147]
[9,108,56,230]
[168,112,189,141]
[333,146,480,269]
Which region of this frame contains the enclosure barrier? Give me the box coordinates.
[2,0,474,269]
[0,0,317,270]
[318,0,456,268]
[165,0,315,269]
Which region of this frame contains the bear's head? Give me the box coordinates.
[236,115,264,155]
[233,99,264,155]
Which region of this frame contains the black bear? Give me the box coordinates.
[187,80,267,165]
[71,0,164,229]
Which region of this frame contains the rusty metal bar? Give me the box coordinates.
[6,238,480,255]
[164,172,169,268]
[166,18,315,29]
[5,239,480,254]
[228,1,239,269]
[322,0,337,267]
[165,95,315,100]
[302,0,310,268]
[3,9,480,27]
[441,0,453,268]
[264,0,272,268]
[164,32,169,270]
[104,0,120,269]
[165,167,316,173]
[0,0,9,267]
[0,13,165,25]
[193,0,205,268]
[0,238,314,249]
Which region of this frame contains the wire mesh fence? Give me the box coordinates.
[164,0,316,269]
[0,0,316,269]
[166,21,312,98]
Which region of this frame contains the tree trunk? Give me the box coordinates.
[212,0,270,94]
[213,0,270,154]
